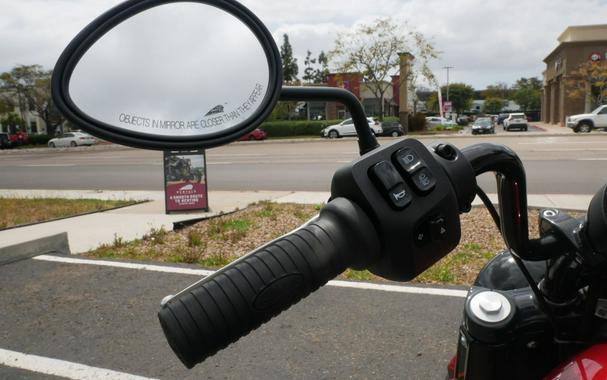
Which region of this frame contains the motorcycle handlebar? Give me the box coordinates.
[461,143,559,261]
[158,197,380,368]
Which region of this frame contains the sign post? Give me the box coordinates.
[163,150,209,213]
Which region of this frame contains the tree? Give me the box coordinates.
[0,64,64,134]
[280,34,299,84]
[426,92,439,112]
[329,17,438,120]
[0,112,25,134]
[314,51,330,84]
[442,82,474,113]
[484,97,506,113]
[302,50,316,84]
[512,77,542,111]
[566,61,607,109]
[482,82,512,100]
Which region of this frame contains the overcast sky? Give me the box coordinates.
[2,0,607,90]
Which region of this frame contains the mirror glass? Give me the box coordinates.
[68,2,271,138]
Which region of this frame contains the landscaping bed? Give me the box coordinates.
[0,198,136,229]
[84,201,569,286]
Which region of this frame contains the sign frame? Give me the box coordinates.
[163,149,209,214]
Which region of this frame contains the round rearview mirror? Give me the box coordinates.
[52,0,282,150]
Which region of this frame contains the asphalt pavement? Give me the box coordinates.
[2,133,607,195]
[0,256,465,380]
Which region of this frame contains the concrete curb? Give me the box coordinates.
[0,232,70,266]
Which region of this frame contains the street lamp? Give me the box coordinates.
[443,66,454,102]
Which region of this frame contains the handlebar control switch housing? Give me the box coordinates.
[331,138,466,281]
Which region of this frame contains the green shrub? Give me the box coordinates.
[260,120,342,137]
[381,116,400,123]
[408,113,427,132]
[27,134,51,145]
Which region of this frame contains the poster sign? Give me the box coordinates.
[163,150,209,213]
[443,101,453,113]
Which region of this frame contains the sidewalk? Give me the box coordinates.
[0,189,590,255]
[532,122,572,134]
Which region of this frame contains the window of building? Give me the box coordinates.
[30,121,38,134]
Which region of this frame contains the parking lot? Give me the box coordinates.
[461,122,546,135]
[0,255,465,379]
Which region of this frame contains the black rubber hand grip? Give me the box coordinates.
[158,197,380,368]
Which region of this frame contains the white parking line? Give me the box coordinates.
[0,348,157,380]
[22,164,77,167]
[33,255,467,298]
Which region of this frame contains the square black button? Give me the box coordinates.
[414,223,430,246]
[388,183,412,209]
[371,161,403,191]
[395,148,422,173]
[411,167,436,193]
[430,216,447,240]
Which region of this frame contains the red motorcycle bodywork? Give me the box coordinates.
[544,344,607,380]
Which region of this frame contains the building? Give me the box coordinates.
[324,72,405,120]
[0,104,47,134]
[543,24,607,125]
[0,92,48,134]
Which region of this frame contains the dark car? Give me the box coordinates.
[471,118,495,135]
[0,133,12,149]
[497,113,509,125]
[239,128,266,141]
[379,121,404,137]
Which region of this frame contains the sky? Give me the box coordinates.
[1,0,607,90]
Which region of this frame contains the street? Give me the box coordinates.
[1,134,607,195]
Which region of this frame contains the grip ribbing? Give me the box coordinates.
[158,198,379,368]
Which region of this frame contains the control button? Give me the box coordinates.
[410,167,436,193]
[370,161,403,191]
[414,223,430,246]
[430,216,447,240]
[388,183,412,209]
[394,148,422,173]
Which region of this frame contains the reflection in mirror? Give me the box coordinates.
[69,2,270,138]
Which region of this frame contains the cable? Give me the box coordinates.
[475,185,501,232]
[477,185,556,326]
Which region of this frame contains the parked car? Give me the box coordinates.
[239,128,266,141]
[379,121,404,137]
[0,133,12,149]
[9,130,28,145]
[320,117,382,138]
[471,118,495,135]
[566,105,607,133]
[48,132,97,147]
[497,113,509,125]
[456,115,470,126]
[425,116,457,129]
[503,113,528,131]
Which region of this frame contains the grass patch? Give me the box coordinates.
[85,202,319,270]
[0,197,135,229]
[343,269,375,281]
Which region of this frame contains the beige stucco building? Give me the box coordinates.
[543,24,607,125]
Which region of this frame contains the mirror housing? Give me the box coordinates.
[52,0,282,150]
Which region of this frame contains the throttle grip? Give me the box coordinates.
[158,197,380,368]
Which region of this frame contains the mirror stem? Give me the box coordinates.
[280,86,379,156]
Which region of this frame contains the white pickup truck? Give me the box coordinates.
[566,105,607,133]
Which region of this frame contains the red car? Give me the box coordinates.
[239,128,266,141]
[9,130,28,145]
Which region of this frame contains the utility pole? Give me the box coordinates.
[443,66,454,102]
